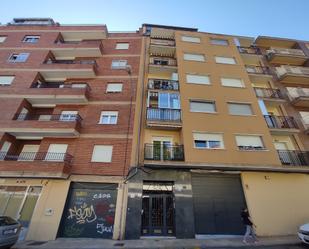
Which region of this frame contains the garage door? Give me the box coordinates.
[192,174,246,235]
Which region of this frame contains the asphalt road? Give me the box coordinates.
[202,245,307,249]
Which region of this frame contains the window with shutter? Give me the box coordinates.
[91,145,113,162]
[235,135,265,150]
[193,133,224,149]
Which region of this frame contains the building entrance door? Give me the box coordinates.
[141,182,175,237]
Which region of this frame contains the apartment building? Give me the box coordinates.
[125,24,309,239]
[0,18,142,241]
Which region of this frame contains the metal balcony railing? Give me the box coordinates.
[277,150,309,166]
[144,144,184,161]
[267,48,306,57]
[264,115,299,129]
[31,82,90,90]
[149,57,177,66]
[13,113,83,123]
[254,87,284,99]
[0,152,73,163]
[245,66,272,75]
[237,46,261,55]
[45,59,97,67]
[147,108,181,122]
[148,79,179,91]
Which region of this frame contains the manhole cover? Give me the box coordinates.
[113,242,125,247]
[27,241,47,246]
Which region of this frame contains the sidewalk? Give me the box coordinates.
[13,235,300,249]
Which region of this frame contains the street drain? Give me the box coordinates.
[113,242,125,247]
[27,241,47,246]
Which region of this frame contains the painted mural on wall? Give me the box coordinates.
[60,185,117,238]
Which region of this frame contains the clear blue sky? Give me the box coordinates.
[1,0,308,40]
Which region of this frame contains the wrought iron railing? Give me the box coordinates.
[45,59,97,67]
[144,144,184,161]
[13,113,83,122]
[277,150,309,166]
[31,82,90,90]
[264,115,299,129]
[0,152,73,163]
[149,57,177,66]
[245,66,272,75]
[148,79,179,91]
[237,46,261,55]
[254,87,284,99]
[147,108,181,122]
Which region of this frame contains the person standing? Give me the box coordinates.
[241,207,258,244]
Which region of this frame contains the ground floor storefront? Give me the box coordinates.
[0,176,125,241]
[125,168,309,239]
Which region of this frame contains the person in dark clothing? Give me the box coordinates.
[241,208,257,244]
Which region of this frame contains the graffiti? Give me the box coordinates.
[63,225,84,237]
[96,223,113,234]
[67,203,97,224]
[93,193,111,199]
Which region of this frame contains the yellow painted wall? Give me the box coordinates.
[144,130,181,144]
[242,172,309,236]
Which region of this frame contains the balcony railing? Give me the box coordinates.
[0,152,73,163]
[148,79,179,91]
[254,87,284,99]
[277,150,309,166]
[238,46,261,55]
[45,59,97,67]
[31,82,90,90]
[287,87,309,100]
[267,48,306,57]
[144,144,184,161]
[147,108,181,122]
[264,115,299,129]
[245,66,272,75]
[13,113,83,123]
[149,57,177,66]
[276,66,309,78]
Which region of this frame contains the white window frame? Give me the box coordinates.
[8,53,30,63]
[228,102,253,116]
[184,53,205,62]
[115,43,129,50]
[91,145,113,163]
[0,36,7,43]
[235,135,265,151]
[0,76,15,86]
[99,111,118,124]
[22,35,40,43]
[215,56,236,65]
[221,77,244,88]
[210,38,229,46]
[186,74,210,85]
[193,132,224,149]
[111,60,127,69]
[181,36,201,43]
[106,83,123,93]
[190,100,216,113]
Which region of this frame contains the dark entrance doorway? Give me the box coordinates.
[141,182,175,236]
[192,174,246,235]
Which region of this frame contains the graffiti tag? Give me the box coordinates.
[93,193,111,199]
[67,202,97,224]
[96,223,113,234]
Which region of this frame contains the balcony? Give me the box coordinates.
[0,114,82,138]
[52,40,103,58]
[275,66,309,85]
[148,79,179,91]
[149,39,176,57]
[253,87,285,104]
[149,57,177,74]
[238,46,262,64]
[40,60,97,81]
[264,115,299,134]
[245,66,272,83]
[266,48,308,66]
[287,87,309,107]
[18,83,90,106]
[146,108,182,130]
[277,150,309,167]
[144,144,184,161]
[0,152,72,178]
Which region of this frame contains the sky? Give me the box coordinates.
[1,0,308,40]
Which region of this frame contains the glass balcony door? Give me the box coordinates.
[158,93,180,109]
[152,137,173,160]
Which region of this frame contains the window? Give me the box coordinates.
[157,93,180,109]
[111,60,127,69]
[193,133,224,149]
[221,77,244,88]
[235,135,265,151]
[0,36,7,43]
[181,36,201,43]
[184,53,205,62]
[190,100,216,113]
[215,56,236,64]
[22,35,40,43]
[91,145,113,162]
[99,111,118,124]
[186,74,210,85]
[8,53,29,63]
[0,76,14,85]
[228,103,253,116]
[210,38,229,46]
[45,144,68,161]
[115,43,129,50]
[106,83,123,93]
[0,141,11,160]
